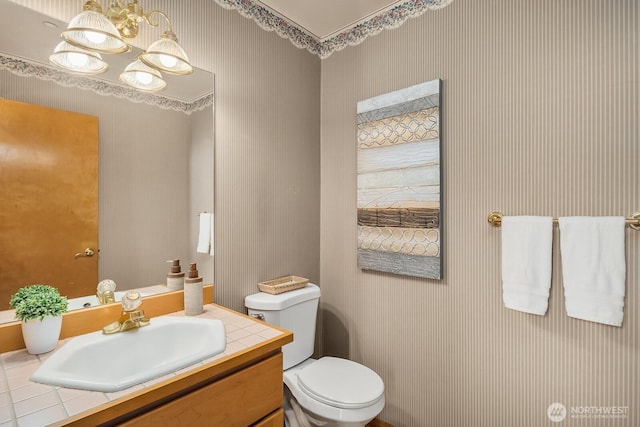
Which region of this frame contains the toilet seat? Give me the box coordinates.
[284,358,386,424]
[297,357,384,409]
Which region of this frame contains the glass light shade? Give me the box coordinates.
[120,59,166,92]
[49,41,109,74]
[62,10,129,54]
[139,35,193,75]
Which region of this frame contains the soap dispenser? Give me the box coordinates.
[184,262,203,316]
[166,259,185,291]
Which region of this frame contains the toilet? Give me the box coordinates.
[245,283,385,427]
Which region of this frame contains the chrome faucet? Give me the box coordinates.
[96,279,117,304]
[102,291,150,334]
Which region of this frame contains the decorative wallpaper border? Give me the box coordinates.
[0,54,213,115]
[213,0,454,58]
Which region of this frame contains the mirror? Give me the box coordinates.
[0,1,214,322]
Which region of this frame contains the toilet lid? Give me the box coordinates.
[296,357,384,409]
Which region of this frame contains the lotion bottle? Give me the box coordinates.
[166,259,185,291]
[184,262,203,316]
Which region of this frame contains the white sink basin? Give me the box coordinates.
[31,316,226,392]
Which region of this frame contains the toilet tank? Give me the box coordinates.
[245,283,320,370]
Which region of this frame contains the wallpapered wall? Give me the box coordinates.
[320,0,639,425]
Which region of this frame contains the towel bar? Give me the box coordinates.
[487,211,640,230]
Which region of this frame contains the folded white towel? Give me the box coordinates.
[209,213,214,256]
[559,217,626,326]
[501,216,554,315]
[197,213,213,254]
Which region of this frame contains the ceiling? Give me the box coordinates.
[254,0,404,40]
[217,0,453,57]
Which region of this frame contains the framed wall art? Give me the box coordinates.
[357,79,442,279]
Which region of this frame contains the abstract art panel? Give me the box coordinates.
[357,80,442,279]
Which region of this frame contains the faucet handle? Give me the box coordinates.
[97,279,117,304]
[121,291,142,312]
[97,279,116,294]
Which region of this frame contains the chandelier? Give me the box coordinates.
[49,0,193,92]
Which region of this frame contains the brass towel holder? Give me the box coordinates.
[487,211,640,231]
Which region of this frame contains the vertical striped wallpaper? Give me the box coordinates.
[321,0,638,426]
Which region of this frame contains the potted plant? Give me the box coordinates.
[9,284,68,354]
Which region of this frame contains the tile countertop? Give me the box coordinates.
[0,304,285,427]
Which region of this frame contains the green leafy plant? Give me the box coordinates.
[9,284,68,322]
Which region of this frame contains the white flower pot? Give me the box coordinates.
[21,315,63,355]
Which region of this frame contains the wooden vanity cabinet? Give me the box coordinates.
[119,353,284,427]
[253,409,285,427]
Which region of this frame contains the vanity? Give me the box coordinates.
[0,286,293,426]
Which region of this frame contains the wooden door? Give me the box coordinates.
[0,99,98,310]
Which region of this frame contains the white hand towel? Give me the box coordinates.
[501,216,553,315]
[559,217,626,327]
[197,213,213,254]
[209,213,214,256]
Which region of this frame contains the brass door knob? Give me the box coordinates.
[75,248,96,258]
